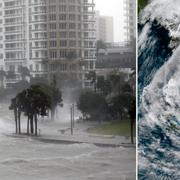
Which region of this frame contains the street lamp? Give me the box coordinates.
[70,103,75,135]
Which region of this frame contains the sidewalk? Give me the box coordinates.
[34,121,136,148]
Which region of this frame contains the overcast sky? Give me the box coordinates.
[95,0,125,42]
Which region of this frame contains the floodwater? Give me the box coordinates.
[0,104,136,180]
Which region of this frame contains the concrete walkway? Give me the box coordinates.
[32,121,136,148]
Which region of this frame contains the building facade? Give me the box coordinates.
[0,0,4,70]
[96,11,114,43]
[124,0,136,42]
[0,0,96,88]
[96,42,135,70]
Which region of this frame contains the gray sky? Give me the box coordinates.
[95,0,125,42]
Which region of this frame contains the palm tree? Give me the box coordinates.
[10,85,51,135]
[9,98,18,134]
[10,84,63,135]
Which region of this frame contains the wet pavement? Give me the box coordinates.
[0,105,136,180]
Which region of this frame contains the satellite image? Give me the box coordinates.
[138,0,180,179]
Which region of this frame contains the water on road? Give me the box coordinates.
[0,104,136,180]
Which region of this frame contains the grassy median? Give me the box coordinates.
[87,120,136,137]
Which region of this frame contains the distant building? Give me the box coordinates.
[96,42,135,68]
[96,41,135,80]
[0,0,96,88]
[96,11,114,43]
[124,0,136,41]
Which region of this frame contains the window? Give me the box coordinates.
[59,5,66,12]
[59,40,67,47]
[59,23,66,29]
[69,23,76,29]
[49,6,56,12]
[69,5,75,11]
[49,23,56,29]
[35,51,39,58]
[49,32,56,38]
[36,64,39,71]
[49,51,57,59]
[59,14,66,20]
[69,14,75,20]
[59,31,67,38]
[49,14,56,21]
[69,32,76,38]
[69,40,76,47]
[50,41,57,47]
[60,50,67,58]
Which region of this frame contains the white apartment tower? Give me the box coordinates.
[96,11,114,43]
[124,0,136,42]
[1,0,96,87]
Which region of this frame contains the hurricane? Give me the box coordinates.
[138,0,180,179]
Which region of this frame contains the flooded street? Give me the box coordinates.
[0,135,135,180]
[0,105,136,180]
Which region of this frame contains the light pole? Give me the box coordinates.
[70,104,75,135]
[70,105,73,135]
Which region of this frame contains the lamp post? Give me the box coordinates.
[70,105,73,135]
[70,104,75,135]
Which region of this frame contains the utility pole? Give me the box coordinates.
[70,103,76,135]
[70,105,73,135]
[72,103,75,128]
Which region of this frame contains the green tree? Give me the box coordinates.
[77,90,107,122]
[14,85,51,135]
[108,93,136,143]
[9,98,18,134]
[9,84,62,135]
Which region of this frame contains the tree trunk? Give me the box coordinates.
[14,109,18,134]
[131,118,134,144]
[27,115,30,135]
[30,114,34,134]
[34,114,38,136]
[18,110,21,134]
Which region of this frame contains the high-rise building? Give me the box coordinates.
[96,11,114,43]
[0,0,96,88]
[124,0,136,42]
[0,0,4,70]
